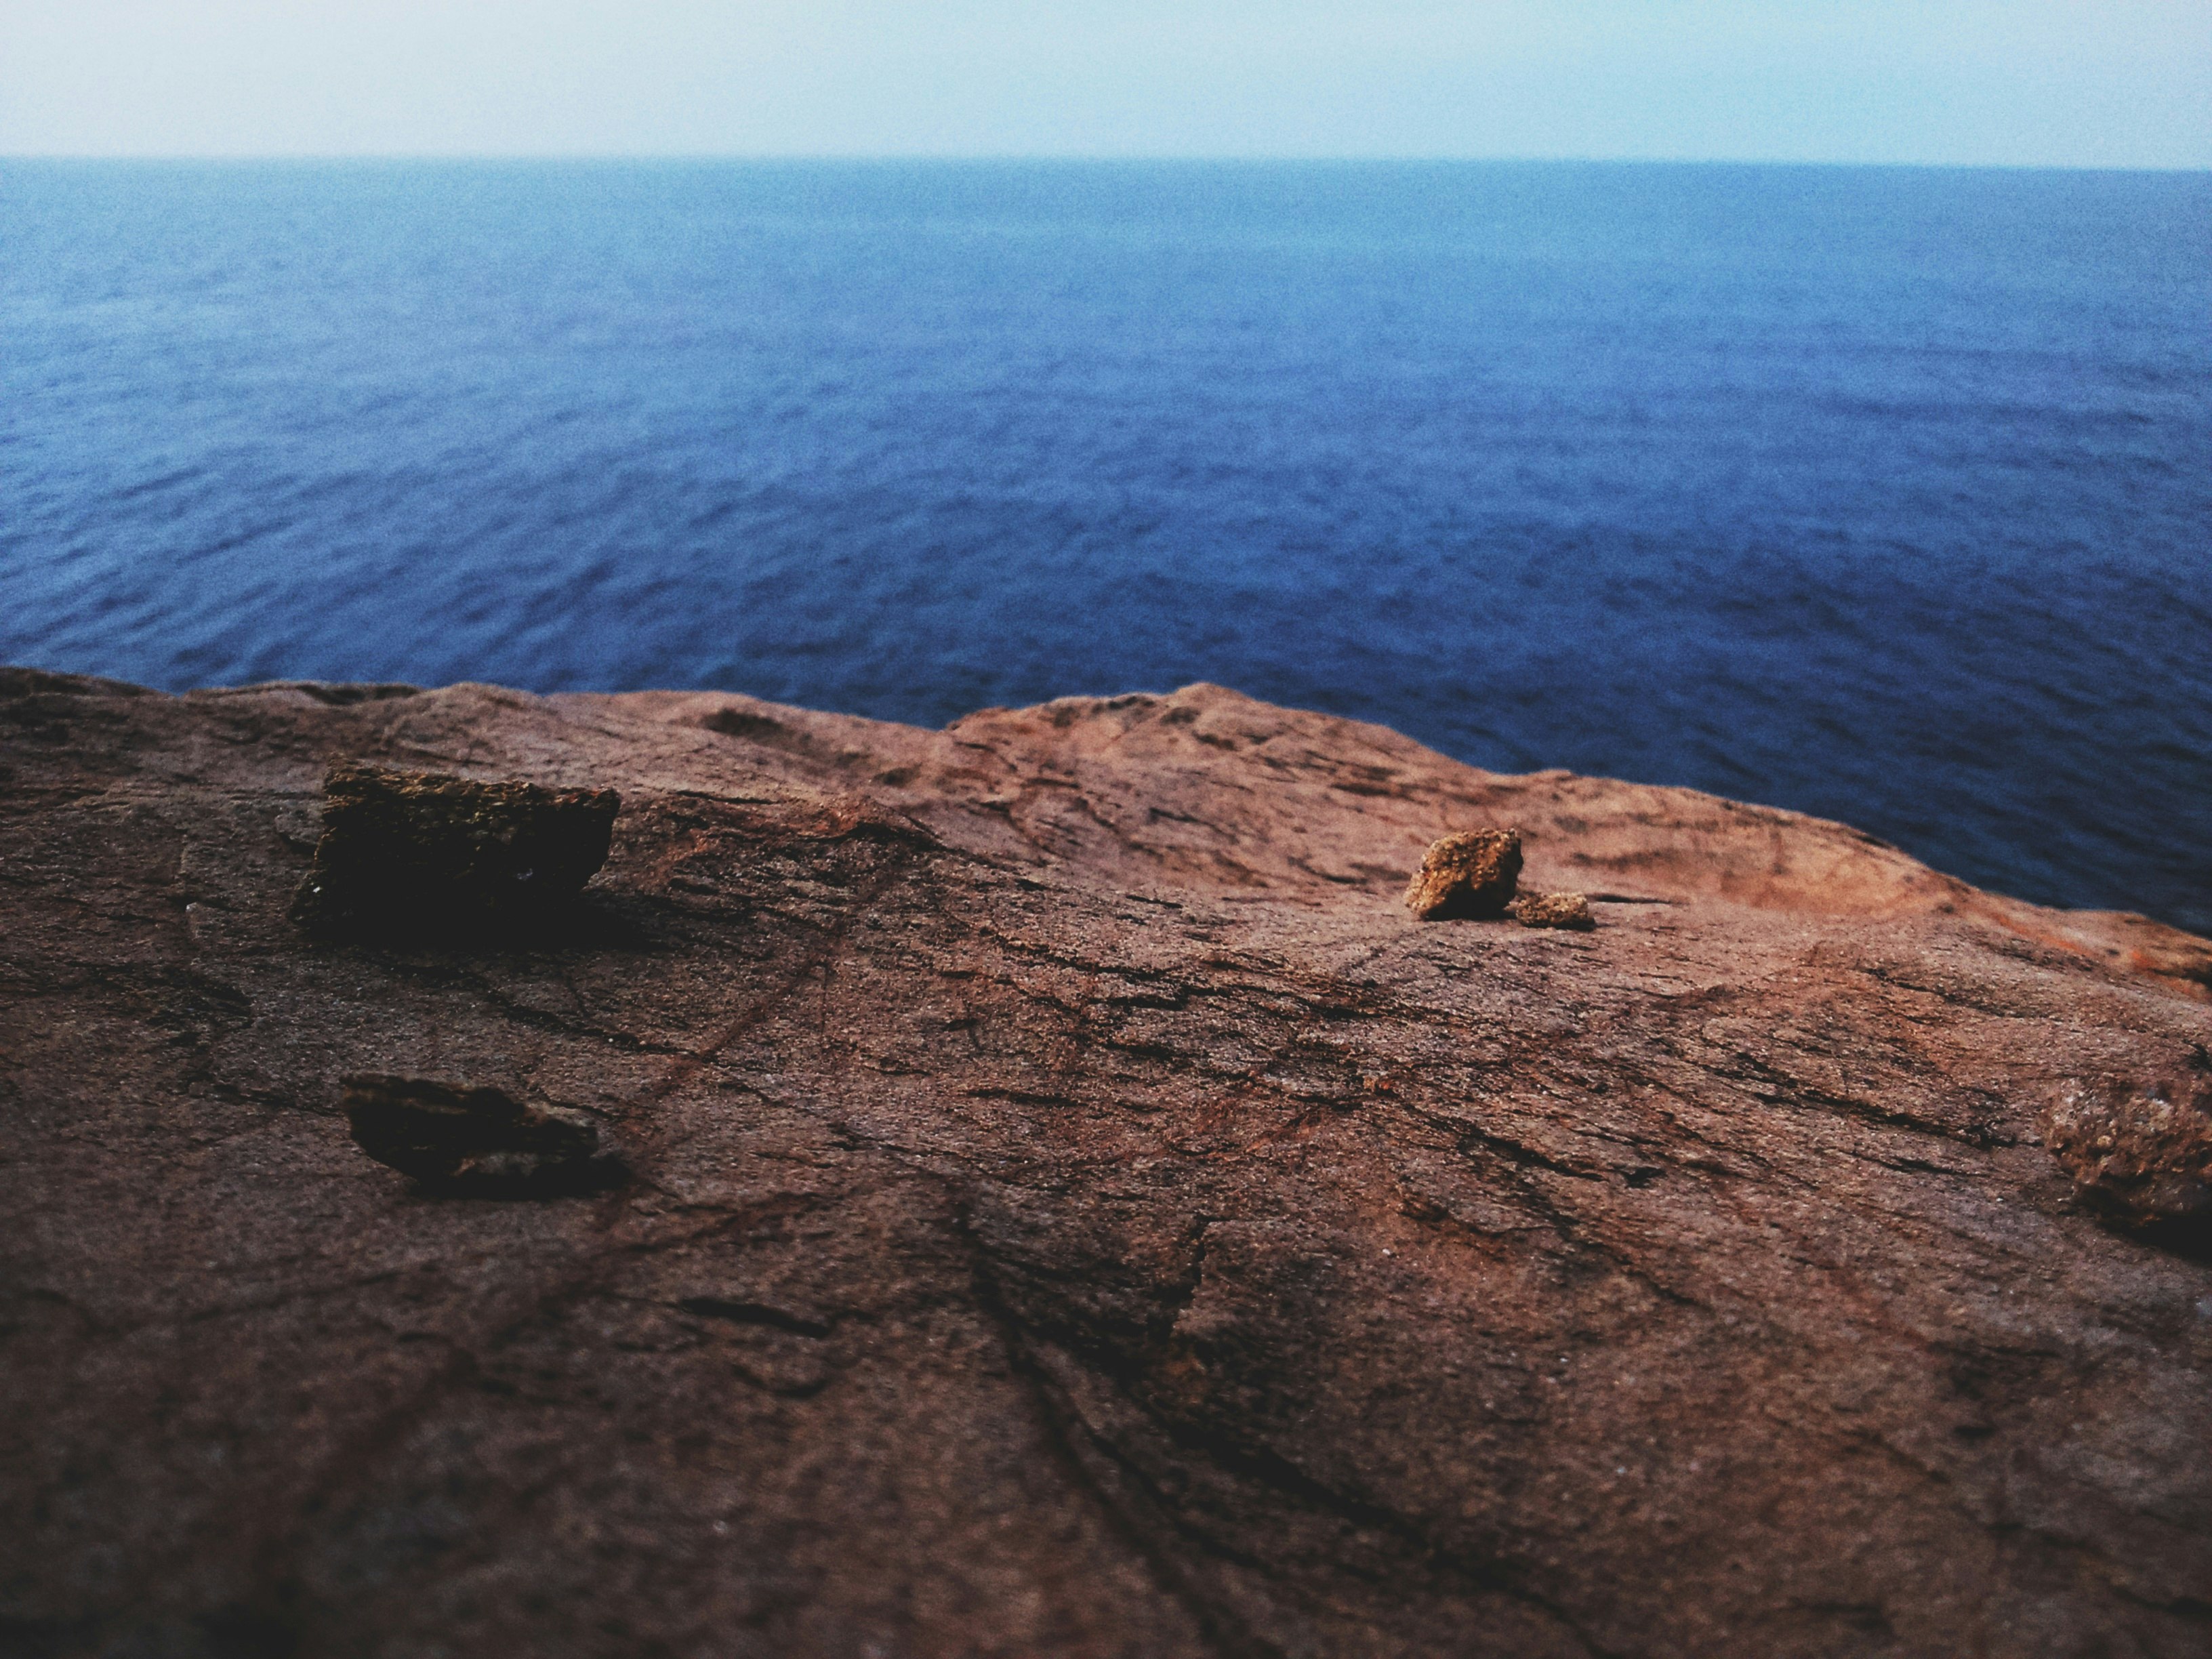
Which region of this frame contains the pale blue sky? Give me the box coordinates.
[3,0,2207,167]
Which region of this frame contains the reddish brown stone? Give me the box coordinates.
[289,760,618,939]
[1404,827,1522,919]
[2040,1061,2212,1237]
[1509,889,1595,930]
[342,1073,623,1197]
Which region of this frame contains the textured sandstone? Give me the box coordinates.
[288,760,618,938]
[2040,1061,2212,1238]
[342,1073,621,1197]
[4,665,2211,1659]
[1509,890,1596,930]
[1404,827,1523,919]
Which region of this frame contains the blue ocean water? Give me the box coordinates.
[3,160,2208,931]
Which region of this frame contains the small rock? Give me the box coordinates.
[289,762,619,939]
[2040,1063,2212,1239]
[342,1073,625,1197]
[1404,829,1522,920]
[1510,891,1596,930]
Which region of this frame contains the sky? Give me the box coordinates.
[1,1,2207,167]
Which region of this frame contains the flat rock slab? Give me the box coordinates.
[289,761,618,939]
[3,666,2211,1659]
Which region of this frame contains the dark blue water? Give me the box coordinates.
[5,160,2208,930]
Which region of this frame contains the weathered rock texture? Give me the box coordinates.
[1404,827,1523,920]
[288,761,618,938]
[3,665,2212,1659]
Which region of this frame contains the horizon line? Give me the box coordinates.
[7,151,2210,176]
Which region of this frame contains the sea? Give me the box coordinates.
[3,160,2207,932]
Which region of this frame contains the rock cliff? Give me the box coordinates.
[3,666,2209,1658]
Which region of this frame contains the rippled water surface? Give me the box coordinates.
[4,160,2208,929]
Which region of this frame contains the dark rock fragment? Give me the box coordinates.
[289,762,618,939]
[1509,890,1596,930]
[2040,1059,2212,1240]
[342,1073,624,1197]
[1403,827,1522,920]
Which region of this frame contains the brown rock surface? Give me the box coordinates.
[3,665,2211,1658]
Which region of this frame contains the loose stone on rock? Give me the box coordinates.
[1510,890,1596,930]
[1404,828,1522,920]
[342,1073,625,1197]
[2039,1063,2212,1240]
[289,762,619,939]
